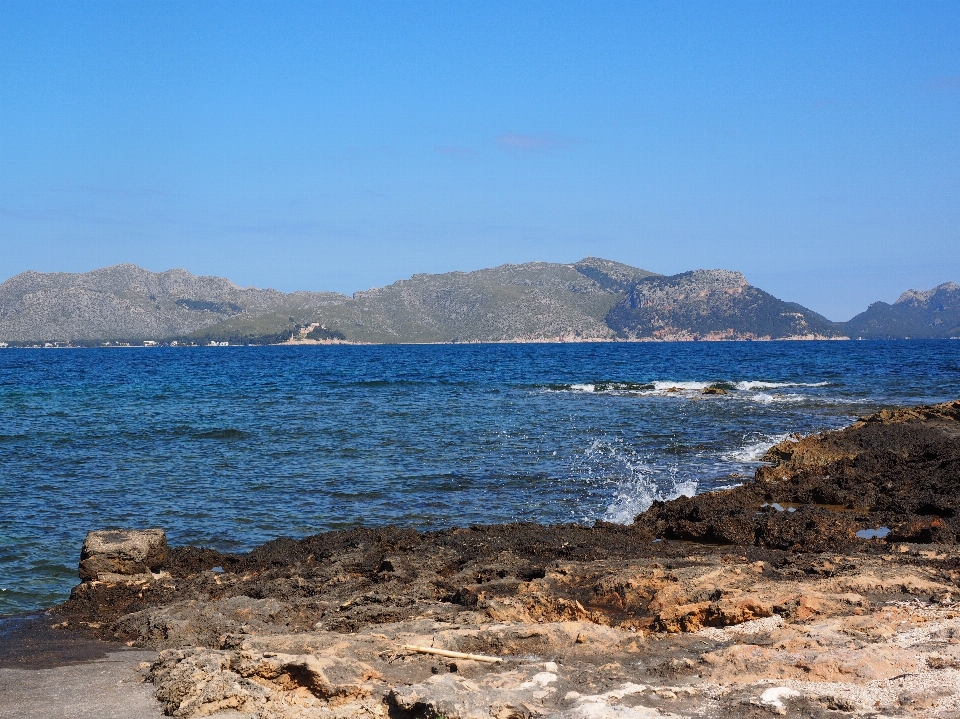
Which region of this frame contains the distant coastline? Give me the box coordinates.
[0,260,957,346]
[15,336,960,350]
[8,333,960,349]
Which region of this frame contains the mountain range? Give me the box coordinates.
[0,259,957,345]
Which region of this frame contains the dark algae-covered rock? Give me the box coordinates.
[633,399,960,549]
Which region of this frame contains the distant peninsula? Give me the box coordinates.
[0,259,957,346]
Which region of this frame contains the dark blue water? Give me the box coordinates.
[2,341,959,615]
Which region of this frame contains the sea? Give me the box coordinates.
[1,340,959,616]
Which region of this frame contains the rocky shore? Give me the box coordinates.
[38,401,960,717]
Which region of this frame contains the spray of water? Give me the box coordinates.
[577,439,698,525]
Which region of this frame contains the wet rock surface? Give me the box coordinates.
[47,401,960,717]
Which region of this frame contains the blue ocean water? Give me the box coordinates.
[1,341,959,615]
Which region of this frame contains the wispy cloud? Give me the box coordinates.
[0,206,50,221]
[927,75,960,92]
[223,220,323,236]
[495,133,576,153]
[78,185,175,198]
[435,145,475,157]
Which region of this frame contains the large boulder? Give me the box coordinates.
[79,528,167,581]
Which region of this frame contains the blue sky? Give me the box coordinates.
[1,2,958,320]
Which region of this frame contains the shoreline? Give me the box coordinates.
[0,612,134,669]
[13,337,960,350]
[13,399,960,717]
[0,612,165,718]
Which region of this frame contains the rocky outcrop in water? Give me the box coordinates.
[635,400,960,548]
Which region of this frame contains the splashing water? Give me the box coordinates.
[650,380,714,391]
[602,467,698,524]
[576,439,698,524]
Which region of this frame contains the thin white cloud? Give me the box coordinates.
[495,134,576,153]
[927,75,960,92]
[435,145,475,157]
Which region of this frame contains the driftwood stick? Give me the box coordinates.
[401,644,503,664]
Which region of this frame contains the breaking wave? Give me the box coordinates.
[651,381,714,391]
[746,392,808,404]
[543,379,833,401]
[603,469,698,524]
[722,433,793,463]
[561,382,655,393]
[734,381,830,390]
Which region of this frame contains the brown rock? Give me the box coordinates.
[78,528,167,581]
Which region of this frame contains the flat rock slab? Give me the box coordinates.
[0,649,163,719]
[0,614,250,719]
[0,613,131,669]
[0,651,255,719]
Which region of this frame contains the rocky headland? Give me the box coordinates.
[38,401,960,717]
[845,282,960,340]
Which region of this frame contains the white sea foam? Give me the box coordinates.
[747,392,809,404]
[651,380,712,391]
[562,382,654,394]
[722,433,792,463]
[552,379,831,397]
[735,380,829,390]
